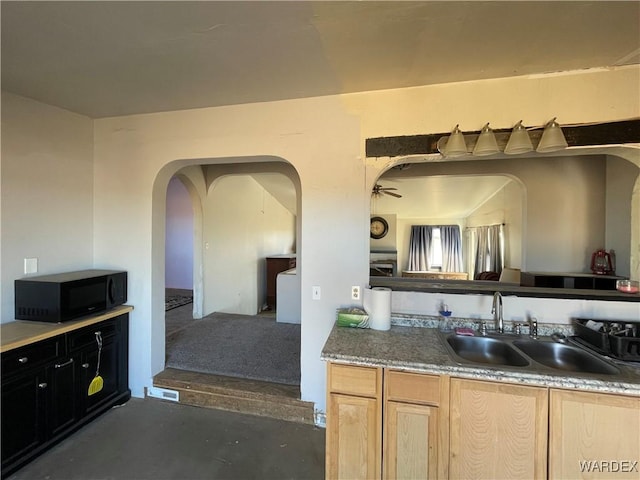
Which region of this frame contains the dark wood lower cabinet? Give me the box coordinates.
[1,312,130,478]
[0,369,47,469]
[48,356,80,437]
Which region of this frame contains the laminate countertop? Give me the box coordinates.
[0,305,134,353]
[321,324,640,396]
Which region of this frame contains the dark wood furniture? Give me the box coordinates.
[265,254,296,310]
[1,306,131,478]
[520,272,624,290]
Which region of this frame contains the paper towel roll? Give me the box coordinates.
[363,287,391,331]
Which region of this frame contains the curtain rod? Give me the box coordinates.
[465,223,505,230]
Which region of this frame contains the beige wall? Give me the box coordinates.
[380,156,617,274]
[2,65,639,416]
[466,179,523,272]
[204,174,295,315]
[0,92,95,321]
[605,155,637,277]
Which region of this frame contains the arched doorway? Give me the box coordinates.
[154,158,304,396]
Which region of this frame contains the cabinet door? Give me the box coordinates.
[48,356,79,437]
[449,378,548,480]
[549,389,640,480]
[385,401,438,480]
[79,337,120,415]
[1,370,47,468]
[327,393,381,480]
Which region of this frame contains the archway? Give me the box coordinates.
[152,157,302,388]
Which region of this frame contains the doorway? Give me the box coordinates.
[161,161,302,389]
[165,176,195,336]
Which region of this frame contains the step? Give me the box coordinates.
[152,368,315,425]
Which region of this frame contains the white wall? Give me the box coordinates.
[204,174,295,315]
[165,176,194,290]
[0,92,94,322]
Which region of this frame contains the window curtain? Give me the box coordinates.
[474,224,504,276]
[407,225,463,272]
[407,225,433,271]
[440,225,463,272]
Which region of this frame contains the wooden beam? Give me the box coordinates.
[365,119,640,158]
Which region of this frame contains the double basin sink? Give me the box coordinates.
[440,332,620,376]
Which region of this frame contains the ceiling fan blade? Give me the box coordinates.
[384,191,403,198]
[379,187,398,191]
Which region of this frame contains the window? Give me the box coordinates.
[429,227,442,268]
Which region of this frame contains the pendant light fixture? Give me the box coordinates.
[536,117,568,152]
[504,120,534,154]
[441,125,468,157]
[472,123,499,156]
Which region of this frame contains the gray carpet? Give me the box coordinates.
[166,312,301,385]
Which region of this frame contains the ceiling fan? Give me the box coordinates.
[372,184,402,198]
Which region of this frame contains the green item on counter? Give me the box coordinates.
[336,308,369,328]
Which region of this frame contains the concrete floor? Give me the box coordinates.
[8,398,325,480]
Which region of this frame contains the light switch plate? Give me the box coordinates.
[24,258,38,274]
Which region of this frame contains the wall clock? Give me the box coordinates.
[370,216,389,239]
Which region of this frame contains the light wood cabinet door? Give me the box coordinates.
[449,378,548,480]
[549,389,640,480]
[385,401,438,479]
[326,363,382,480]
[383,370,449,480]
[327,393,381,480]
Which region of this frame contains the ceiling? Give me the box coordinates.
[2,1,639,118]
[2,1,637,220]
[372,175,513,219]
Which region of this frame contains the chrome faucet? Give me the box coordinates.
[529,317,538,339]
[492,291,504,333]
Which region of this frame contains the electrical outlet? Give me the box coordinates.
[312,286,321,300]
[351,286,360,300]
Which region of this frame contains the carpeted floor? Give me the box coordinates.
[166,312,301,386]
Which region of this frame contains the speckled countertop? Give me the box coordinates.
[321,322,640,396]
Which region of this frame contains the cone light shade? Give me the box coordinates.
[504,120,534,154]
[443,125,468,157]
[473,123,499,156]
[536,118,568,152]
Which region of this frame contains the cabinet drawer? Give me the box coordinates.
[328,363,381,397]
[1,337,61,375]
[68,319,118,352]
[385,370,441,405]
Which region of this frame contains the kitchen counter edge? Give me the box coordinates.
[321,324,640,396]
[1,305,134,353]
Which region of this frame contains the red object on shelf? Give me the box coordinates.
[590,249,613,275]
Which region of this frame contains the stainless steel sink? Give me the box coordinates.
[439,332,621,376]
[513,339,620,375]
[444,335,530,367]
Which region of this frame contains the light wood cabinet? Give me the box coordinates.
[449,378,548,480]
[325,361,639,480]
[549,389,640,480]
[384,371,449,480]
[326,363,382,480]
